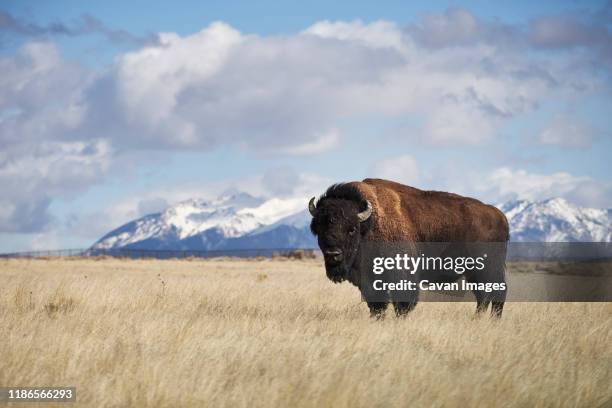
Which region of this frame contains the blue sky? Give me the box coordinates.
[1,0,611,251]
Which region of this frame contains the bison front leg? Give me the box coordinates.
[490,301,504,318]
[367,302,388,320]
[393,301,417,318]
[468,251,507,318]
[474,291,505,318]
[483,242,507,318]
[474,291,491,315]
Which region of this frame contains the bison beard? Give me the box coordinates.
[309,178,509,319]
[325,262,348,283]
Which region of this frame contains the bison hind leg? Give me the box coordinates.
[474,294,504,318]
[491,301,504,318]
[393,301,417,318]
[475,296,491,314]
[367,302,388,320]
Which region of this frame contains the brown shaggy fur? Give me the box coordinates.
[350,178,509,242]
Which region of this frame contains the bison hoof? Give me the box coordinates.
[370,311,386,320]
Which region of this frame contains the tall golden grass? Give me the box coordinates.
[1,258,611,407]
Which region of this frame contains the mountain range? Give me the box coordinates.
[91,193,612,251]
[92,192,313,251]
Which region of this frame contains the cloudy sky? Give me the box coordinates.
[1,0,611,251]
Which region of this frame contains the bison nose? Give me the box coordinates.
[323,249,343,263]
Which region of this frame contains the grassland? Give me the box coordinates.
[1,257,611,407]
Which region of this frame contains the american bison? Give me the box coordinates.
[309,178,509,318]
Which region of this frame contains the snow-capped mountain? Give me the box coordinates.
[501,198,612,242]
[91,194,611,251]
[92,192,315,251]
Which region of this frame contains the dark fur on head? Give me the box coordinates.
[310,183,372,283]
[310,183,373,234]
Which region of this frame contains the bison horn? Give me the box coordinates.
[357,200,372,222]
[308,197,317,216]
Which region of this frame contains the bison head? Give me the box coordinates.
[309,196,372,283]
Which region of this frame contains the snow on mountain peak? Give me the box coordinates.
[158,193,266,239]
[93,193,309,249]
[503,197,611,242]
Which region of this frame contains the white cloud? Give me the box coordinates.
[564,180,612,209]
[408,8,484,48]
[370,155,420,185]
[261,166,299,197]
[116,22,243,126]
[0,42,89,143]
[0,140,111,189]
[441,166,612,208]
[402,161,611,208]
[83,23,402,152]
[0,42,108,232]
[537,115,596,148]
[277,128,340,156]
[82,16,575,152]
[0,140,111,232]
[5,18,594,157]
[421,104,496,145]
[137,197,169,216]
[484,167,590,202]
[303,20,405,50]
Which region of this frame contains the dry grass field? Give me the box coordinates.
[1,257,611,407]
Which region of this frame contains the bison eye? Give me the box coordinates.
[348,226,357,236]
